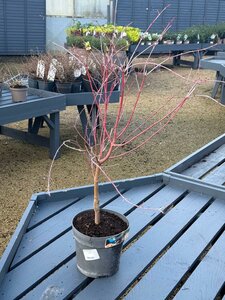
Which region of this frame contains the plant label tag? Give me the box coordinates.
[47,59,57,82]
[83,249,100,261]
[105,228,129,248]
[37,60,45,79]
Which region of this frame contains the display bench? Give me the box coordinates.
[200,52,225,104]
[166,133,225,187]
[0,162,225,298]
[0,88,66,159]
[65,88,120,144]
[128,43,225,69]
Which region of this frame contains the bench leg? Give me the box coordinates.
[220,77,225,104]
[192,51,203,69]
[212,72,222,99]
[49,112,60,159]
[28,116,43,134]
[173,52,181,66]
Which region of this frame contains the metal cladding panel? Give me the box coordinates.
[116,0,133,26]
[218,1,225,23]
[116,0,225,32]
[0,0,46,55]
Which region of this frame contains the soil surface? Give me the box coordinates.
[1,56,225,256]
[73,210,128,237]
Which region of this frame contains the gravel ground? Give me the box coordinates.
[1,57,225,256]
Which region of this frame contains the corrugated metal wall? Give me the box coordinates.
[46,0,74,17]
[0,0,46,55]
[115,0,225,32]
[46,0,109,51]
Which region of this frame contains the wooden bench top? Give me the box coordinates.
[200,54,225,78]
[0,88,66,125]
[0,171,225,299]
[167,133,225,187]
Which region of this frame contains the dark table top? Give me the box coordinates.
[0,158,225,299]
[0,88,66,125]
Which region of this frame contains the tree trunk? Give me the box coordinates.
[94,165,100,225]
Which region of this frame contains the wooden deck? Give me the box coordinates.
[0,156,225,299]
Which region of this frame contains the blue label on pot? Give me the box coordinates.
[105,228,129,248]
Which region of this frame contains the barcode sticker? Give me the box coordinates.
[83,249,100,261]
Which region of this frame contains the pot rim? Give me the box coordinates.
[72,208,129,240]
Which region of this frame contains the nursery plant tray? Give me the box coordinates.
[166,133,225,187]
[0,170,225,299]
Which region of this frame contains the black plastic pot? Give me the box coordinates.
[55,82,72,94]
[72,209,129,278]
[82,77,99,92]
[71,79,82,93]
[37,80,55,92]
[28,77,38,89]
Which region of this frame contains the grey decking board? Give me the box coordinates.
[11,191,120,268]
[124,198,225,300]
[1,171,225,299]
[1,183,185,299]
[27,197,80,230]
[36,174,163,203]
[181,143,225,178]
[0,230,75,299]
[11,183,162,268]
[174,230,225,300]
[166,133,225,174]
[202,161,225,185]
[75,192,212,300]
[19,189,202,300]
[0,202,35,287]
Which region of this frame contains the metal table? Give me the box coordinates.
[1,134,225,298]
[200,52,225,104]
[0,88,66,158]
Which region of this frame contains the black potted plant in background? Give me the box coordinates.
[35,53,56,92]
[54,52,82,94]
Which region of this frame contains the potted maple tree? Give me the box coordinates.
[49,11,201,279]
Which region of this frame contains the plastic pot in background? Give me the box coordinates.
[72,209,129,278]
[55,82,72,94]
[82,77,99,92]
[37,80,55,92]
[28,77,38,89]
[72,79,82,93]
[10,87,28,102]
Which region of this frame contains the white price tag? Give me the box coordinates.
[47,59,57,82]
[83,249,100,261]
[37,60,45,79]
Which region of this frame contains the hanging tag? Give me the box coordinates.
[74,69,81,78]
